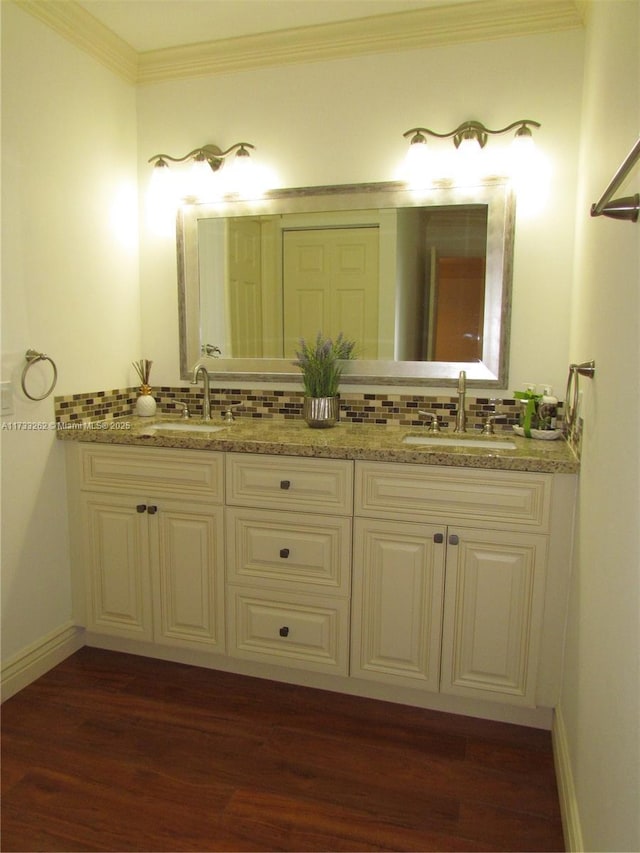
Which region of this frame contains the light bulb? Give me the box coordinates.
[403,135,432,188]
[147,160,178,236]
[185,156,223,201]
[511,141,550,216]
[455,136,484,186]
[222,147,262,199]
[148,159,176,202]
[509,129,536,182]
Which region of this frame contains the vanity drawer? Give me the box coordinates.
[226,507,351,596]
[79,445,224,501]
[226,453,353,515]
[355,462,552,532]
[227,586,349,674]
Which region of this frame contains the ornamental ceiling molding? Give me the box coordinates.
[15,0,138,82]
[16,0,584,86]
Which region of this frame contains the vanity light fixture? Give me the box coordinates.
[402,119,541,186]
[148,142,258,201]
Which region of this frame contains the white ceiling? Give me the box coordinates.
[77,0,479,53]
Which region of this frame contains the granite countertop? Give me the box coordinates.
[57,415,579,474]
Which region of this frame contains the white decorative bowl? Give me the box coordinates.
[513,426,563,440]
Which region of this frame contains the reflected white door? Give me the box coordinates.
[283,227,379,358]
[226,218,263,357]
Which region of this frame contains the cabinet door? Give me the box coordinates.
[151,500,225,652]
[351,518,446,690]
[440,528,548,706]
[81,494,152,640]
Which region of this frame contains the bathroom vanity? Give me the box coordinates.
[63,418,578,727]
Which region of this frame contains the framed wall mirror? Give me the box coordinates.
[177,180,515,387]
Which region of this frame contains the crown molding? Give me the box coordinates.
[15,0,583,86]
[13,0,138,83]
[136,0,584,83]
[572,0,590,25]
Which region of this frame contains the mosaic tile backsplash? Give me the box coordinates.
[55,385,563,434]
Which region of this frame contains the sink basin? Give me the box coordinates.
[145,422,227,434]
[402,434,517,450]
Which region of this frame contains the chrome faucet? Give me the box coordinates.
[190,361,212,420]
[453,369,467,433]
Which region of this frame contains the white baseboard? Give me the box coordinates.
[1,622,85,702]
[552,706,584,852]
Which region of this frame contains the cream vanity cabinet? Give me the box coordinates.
[224,452,353,674]
[66,439,574,718]
[352,461,554,707]
[67,444,225,652]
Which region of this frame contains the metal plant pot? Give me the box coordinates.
[302,396,340,428]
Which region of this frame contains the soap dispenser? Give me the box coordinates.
[538,386,558,430]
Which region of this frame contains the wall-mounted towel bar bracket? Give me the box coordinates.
[570,359,596,378]
[565,360,595,433]
[591,138,640,222]
[591,194,639,222]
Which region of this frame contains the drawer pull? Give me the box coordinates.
[136,504,147,513]
[279,626,290,637]
[448,534,460,545]
[147,505,158,515]
[280,479,291,490]
[433,533,444,544]
[279,548,290,559]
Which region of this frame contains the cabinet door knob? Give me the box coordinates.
[280,480,291,490]
[433,533,444,544]
[136,504,147,513]
[279,626,289,637]
[448,534,459,545]
[279,548,290,558]
[147,505,158,515]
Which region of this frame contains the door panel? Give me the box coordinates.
[351,517,446,690]
[283,227,379,357]
[433,256,485,361]
[226,217,263,357]
[153,501,225,651]
[82,495,152,640]
[441,528,548,706]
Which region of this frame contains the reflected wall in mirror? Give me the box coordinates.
[178,181,514,386]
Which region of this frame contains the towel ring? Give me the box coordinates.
[21,349,58,401]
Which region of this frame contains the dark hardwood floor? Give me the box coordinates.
[1,647,565,852]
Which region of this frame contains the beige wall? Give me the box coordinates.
[559,0,640,850]
[136,29,585,395]
[0,0,586,675]
[1,4,140,659]
[3,3,639,848]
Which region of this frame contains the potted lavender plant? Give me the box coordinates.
[293,332,355,428]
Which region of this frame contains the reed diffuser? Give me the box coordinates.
[132,359,157,417]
